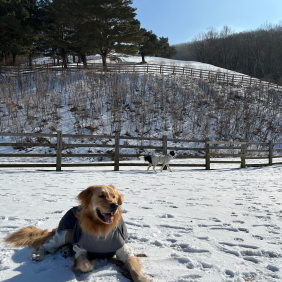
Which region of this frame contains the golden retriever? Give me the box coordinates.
[3,185,149,282]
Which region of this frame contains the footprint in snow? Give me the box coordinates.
[174,233,182,237]
[243,256,259,263]
[197,236,209,241]
[266,265,279,272]
[234,238,244,242]
[152,240,163,247]
[233,220,245,224]
[159,214,175,218]
[200,262,213,269]
[166,238,177,243]
[175,257,195,269]
[252,235,263,240]
[209,217,221,222]
[183,247,210,254]
[225,269,235,278]
[181,274,202,279]
[261,250,279,258]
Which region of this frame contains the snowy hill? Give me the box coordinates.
[1,55,282,164]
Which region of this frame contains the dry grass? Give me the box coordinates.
[0,68,281,142]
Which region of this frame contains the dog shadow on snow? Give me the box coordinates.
[4,247,75,282]
[5,247,126,282]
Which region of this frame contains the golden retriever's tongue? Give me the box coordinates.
[103,213,114,223]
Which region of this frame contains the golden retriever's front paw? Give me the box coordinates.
[31,246,45,261]
[76,254,94,273]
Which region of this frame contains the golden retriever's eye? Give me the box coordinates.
[99,195,105,198]
[112,195,115,199]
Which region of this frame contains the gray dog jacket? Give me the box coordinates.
[58,206,128,260]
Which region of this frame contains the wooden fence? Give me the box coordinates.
[1,132,282,171]
[1,62,281,91]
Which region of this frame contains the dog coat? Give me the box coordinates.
[58,207,128,260]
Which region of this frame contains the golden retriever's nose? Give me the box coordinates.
[110,203,118,209]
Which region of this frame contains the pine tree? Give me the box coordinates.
[75,0,145,69]
[0,0,34,65]
[158,37,177,59]
[0,0,46,66]
[138,30,162,64]
[42,0,75,68]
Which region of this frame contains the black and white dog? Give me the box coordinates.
[139,151,175,172]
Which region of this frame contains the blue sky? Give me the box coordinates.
[131,0,282,45]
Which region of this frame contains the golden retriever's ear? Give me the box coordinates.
[116,190,123,206]
[77,186,94,207]
[117,193,123,206]
[109,185,123,205]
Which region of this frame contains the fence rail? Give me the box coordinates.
[1,62,281,91]
[0,132,282,171]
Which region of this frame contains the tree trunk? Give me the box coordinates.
[29,53,32,66]
[78,56,81,63]
[12,53,16,66]
[141,53,147,64]
[81,54,87,68]
[4,52,9,65]
[102,56,107,71]
[100,49,108,71]
[0,52,3,62]
[61,48,67,68]
[73,55,76,63]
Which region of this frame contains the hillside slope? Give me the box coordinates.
[0,56,282,160]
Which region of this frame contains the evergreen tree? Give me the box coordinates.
[75,0,144,69]
[0,0,45,66]
[158,36,177,59]
[42,0,75,68]
[0,0,28,65]
[40,0,144,69]
[23,0,47,66]
[138,30,162,64]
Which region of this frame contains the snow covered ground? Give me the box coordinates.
[0,163,282,282]
[35,53,245,76]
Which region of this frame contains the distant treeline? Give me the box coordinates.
[174,24,282,85]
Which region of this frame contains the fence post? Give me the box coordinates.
[241,142,246,168]
[269,140,273,166]
[162,135,168,170]
[114,132,120,171]
[205,138,210,170]
[56,131,62,171]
